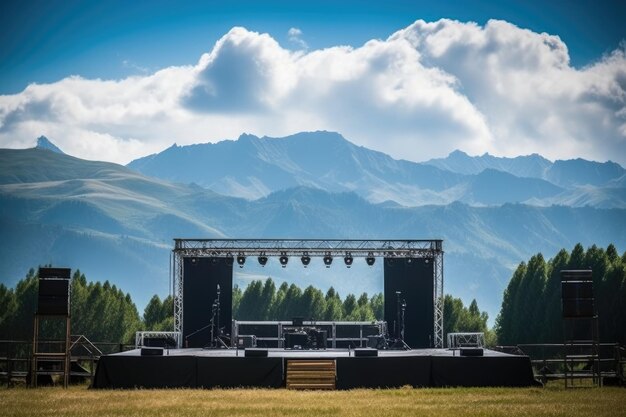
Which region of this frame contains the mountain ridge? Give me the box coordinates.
[127,131,625,208]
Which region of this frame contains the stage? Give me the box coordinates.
[92,347,538,389]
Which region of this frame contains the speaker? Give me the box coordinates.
[384,258,434,348]
[182,257,233,348]
[285,332,309,349]
[560,270,592,282]
[244,348,268,357]
[354,348,378,357]
[292,317,304,327]
[38,270,70,316]
[562,282,594,299]
[367,335,388,349]
[237,335,257,348]
[310,329,327,350]
[562,298,595,318]
[38,268,71,279]
[141,347,164,356]
[460,347,484,357]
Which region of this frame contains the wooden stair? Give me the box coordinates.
[286,360,336,390]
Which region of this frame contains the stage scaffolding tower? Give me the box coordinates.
[172,239,445,348]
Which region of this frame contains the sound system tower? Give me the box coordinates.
[383,258,434,348]
[182,257,233,348]
[38,268,71,316]
[561,270,595,319]
[560,269,601,387]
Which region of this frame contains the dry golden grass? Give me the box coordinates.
[1,385,625,417]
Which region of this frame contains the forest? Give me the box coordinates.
[4,242,621,346]
[495,243,626,345]
[0,270,488,344]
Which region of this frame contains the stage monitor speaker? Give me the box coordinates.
[141,347,164,356]
[182,257,233,348]
[460,347,484,357]
[244,348,268,357]
[354,348,378,357]
[562,298,595,318]
[384,257,434,348]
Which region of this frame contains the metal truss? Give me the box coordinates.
[172,239,444,348]
[433,250,444,348]
[135,331,182,349]
[446,332,484,349]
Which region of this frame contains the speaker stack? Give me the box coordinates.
[561,270,595,318]
[38,268,71,316]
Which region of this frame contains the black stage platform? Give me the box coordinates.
[93,348,538,389]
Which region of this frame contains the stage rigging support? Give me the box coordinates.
[171,239,444,348]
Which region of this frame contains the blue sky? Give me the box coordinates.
[2,0,624,93]
[0,0,625,165]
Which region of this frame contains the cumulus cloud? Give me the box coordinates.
[0,20,624,165]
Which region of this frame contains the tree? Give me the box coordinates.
[0,284,17,337]
[495,262,525,345]
[369,293,384,320]
[343,294,357,318]
[496,243,626,345]
[232,285,242,317]
[301,286,326,320]
[323,287,343,320]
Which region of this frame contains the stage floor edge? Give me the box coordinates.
[92,348,538,389]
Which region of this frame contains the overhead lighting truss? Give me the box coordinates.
[172,238,444,348]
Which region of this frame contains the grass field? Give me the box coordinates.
[1,385,625,417]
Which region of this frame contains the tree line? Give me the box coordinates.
[496,243,626,345]
[0,268,172,343]
[233,278,490,341]
[0,268,490,344]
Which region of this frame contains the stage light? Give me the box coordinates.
[323,253,333,267]
[301,254,311,267]
[280,253,289,267]
[406,257,414,265]
[344,253,353,268]
[258,255,268,266]
[366,253,375,266]
[190,257,197,264]
[237,254,246,268]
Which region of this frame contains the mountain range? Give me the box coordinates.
[1,132,625,323]
[129,131,626,208]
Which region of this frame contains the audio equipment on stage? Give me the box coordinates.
[237,335,257,348]
[244,348,268,357]
[354,348,378,357]
[459,347,484,357]
[141,347,164,356]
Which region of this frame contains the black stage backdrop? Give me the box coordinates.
[384,257,434,348]
[182,257,233,348]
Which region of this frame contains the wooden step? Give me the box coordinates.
[286,360,336,390]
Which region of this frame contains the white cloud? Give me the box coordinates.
[0,20,625,166]
[288,27,308,50]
